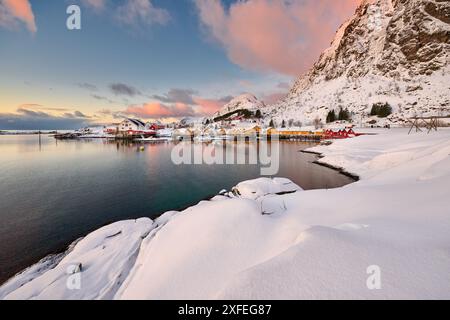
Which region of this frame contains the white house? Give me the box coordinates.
[119,118,146,133]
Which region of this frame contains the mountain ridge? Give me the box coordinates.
[263,0,450,127]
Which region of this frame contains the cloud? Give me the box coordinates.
[260,92,287,105]
[148,89,232,116]
[116,0,171,27]
[0,109,91,130]
[73,111,90,118]
[109,83,141,97]
[277,81,291,89]
[0,0,36,33]
[18,103,43,109]
[78,82,98,91]
[95,109,128,119]
[18,103,71,112]
[17,107,50,118]
[152,89,198,105]
[219,95,233,104]
[193,97,229,115]
[81,0,107,11]
[125,102,196,119]
[194,0,360,76]
[91,94,115,104]
[16,107,90,119]
[62,111,90,119]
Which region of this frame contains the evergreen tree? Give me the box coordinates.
[337,107,350,121]
[281,120,286,128]
[269,119,275,127]
[370,103,392,118]
[255,109,262,118]
[326,110,336,123]
[378,104,392,118]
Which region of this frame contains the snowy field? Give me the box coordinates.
[1,128,450,300]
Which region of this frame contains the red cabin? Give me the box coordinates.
[148,124,165,131]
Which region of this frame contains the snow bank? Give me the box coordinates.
[232,177,302,200]
[2,128,450,299]
[1,219,154,300]
[310,128,450,180]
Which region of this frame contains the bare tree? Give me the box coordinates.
[313,117,323,129]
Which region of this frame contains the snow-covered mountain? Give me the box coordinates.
[213,93,265,118]
[264,0,450,127]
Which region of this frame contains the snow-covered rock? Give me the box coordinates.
[264,0,450,126]
[232,177,302,200]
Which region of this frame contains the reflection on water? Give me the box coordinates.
[0,135,354,283]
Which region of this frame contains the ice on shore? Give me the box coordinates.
[2,128,450,299]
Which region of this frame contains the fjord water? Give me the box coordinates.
[0,135,353,283]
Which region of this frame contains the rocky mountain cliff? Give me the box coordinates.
[264,0,450,127]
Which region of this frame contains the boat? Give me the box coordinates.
[193,135,213,142]
[78,134,115,139]
[134,136,171,143]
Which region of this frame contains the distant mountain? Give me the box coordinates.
[179,117,203,126]
[264,0,450,127]
[212,94,265,119]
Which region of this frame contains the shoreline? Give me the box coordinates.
[2,128,450,299]
[301,150,360,181]
[0,149,355,287]
[0,193,219,287]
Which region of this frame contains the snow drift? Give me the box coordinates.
[1,128,450,299]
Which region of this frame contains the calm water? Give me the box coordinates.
[0,135,354,283]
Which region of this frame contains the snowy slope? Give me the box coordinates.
[0,219,154,300]
[2,129,450,299]
[264,0,450,126]
[213,93,265,118]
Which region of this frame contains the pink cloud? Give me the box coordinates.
[195,0,361,76]
[193,97,227,115]
[260,92,287,105]
[117,0,171,26]
[82,0,107,11]
[123,95,230,119]
[125,102,196,119]
[1,0,36,33]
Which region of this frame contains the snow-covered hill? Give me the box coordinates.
[264,0,450,127]
[213,93,265,119]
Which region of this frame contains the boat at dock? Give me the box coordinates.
[134,136,171,143]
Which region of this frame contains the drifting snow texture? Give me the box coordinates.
[2,129,450,299]
[1,219,154,300]
[264,0,450,126]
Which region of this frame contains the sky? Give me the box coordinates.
[0,0,360,129]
